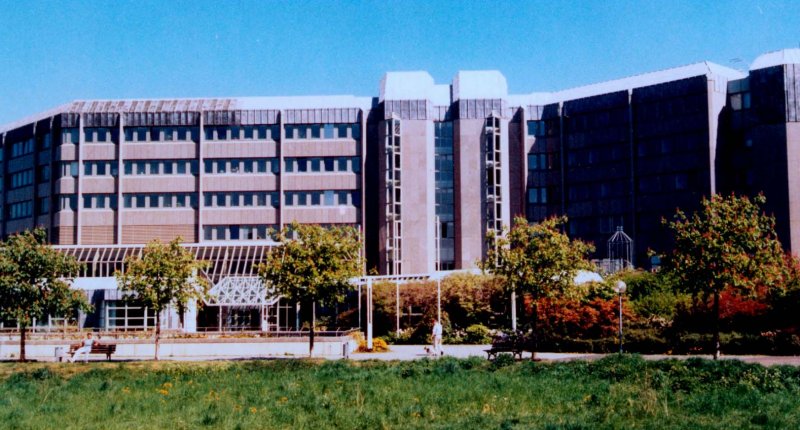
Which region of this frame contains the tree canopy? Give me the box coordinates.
[258,223,363,355]
[482,216,595,299]
[0,228,88,361]
[115,237,209,360]
[660,193,792,359]
[481,216,595,359]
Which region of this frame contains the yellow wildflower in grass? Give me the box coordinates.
[279,396,288,404]
[162,382,173,389]
[121,387,131,394]
[249,407,258,414]
[157,389,169,396]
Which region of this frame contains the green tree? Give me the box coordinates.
[660,194,790,359]
[0,228,88,362]
[115,237,209,360]
[258,223,364,356]
[481,216,595,359]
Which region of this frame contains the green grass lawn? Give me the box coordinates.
[1,355,799,429]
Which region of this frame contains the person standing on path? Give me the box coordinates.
[431,318,443,356]
[70,332,94,363]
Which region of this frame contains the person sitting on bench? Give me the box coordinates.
[70,332,95,363]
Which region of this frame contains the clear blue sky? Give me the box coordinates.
[1,0,799,125]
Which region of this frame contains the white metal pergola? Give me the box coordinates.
[350,269,479,350]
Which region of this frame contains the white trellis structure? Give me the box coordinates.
[204,276,281,331]
[54,242,283,332]
[603,226,634,273]
[350,269,479,350]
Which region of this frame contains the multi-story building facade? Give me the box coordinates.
[1,48,799,330]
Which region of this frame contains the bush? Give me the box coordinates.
[356,336,390,352]
[464,324,492,344]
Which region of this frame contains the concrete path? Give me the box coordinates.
[350,344,800,366]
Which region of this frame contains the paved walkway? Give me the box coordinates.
[349,344,800,366]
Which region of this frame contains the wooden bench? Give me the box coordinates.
[68,343,117,361]
[485,345,523,360]
[485,333,525,360]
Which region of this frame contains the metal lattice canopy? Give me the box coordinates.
[606,226,633,272]
[204,276,280,307]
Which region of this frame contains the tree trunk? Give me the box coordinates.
[19,324,26,362]
[713,291,720,360]
[530,300,539,361]
[309,301,316,357]
[155,311,161,361]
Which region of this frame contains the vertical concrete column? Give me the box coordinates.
[359,110,367,257]
[277,111,284,231]
[76,115,84,245]
[116,114,124,244]
[197,112,205,242]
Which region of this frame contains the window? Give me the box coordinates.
[60,195,77,211]
[62,128,79,145]
[38,166,51,183]
[39,197,50,214]
[10,169,34,189]
[323,124,334,139]
[7,201,33,219]
[527,120,547,137]
[527,188,547,204]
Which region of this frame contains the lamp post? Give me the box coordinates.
[614,280,626,354]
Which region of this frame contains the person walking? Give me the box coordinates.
[70,332,94,363]
[431,318,443,357]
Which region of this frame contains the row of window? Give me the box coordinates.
[7,201,32,220]
[284,123,360,140]
[85,161,118,176]
[204,192,280,208]
[9,169,34,189]
[123,193,197,209]
[10,138,35,158]
[84,128,116,143]
[83,194,118,209]
[124,159,198,176]
[57,190,360,211]
[284,157,361,173]
[284,190,360,207]
[205,158,279,175]
[56,189,367,211]
[56,157,362,178]
[203,125,280,142]
[125,127,199,143]
[203,225,276,241]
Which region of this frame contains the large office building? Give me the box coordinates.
[1,48,798,331]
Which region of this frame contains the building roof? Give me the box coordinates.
[0,95,375,134]
[548,61,745,103]
[750,48,800,71]
[453,70,508,100]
